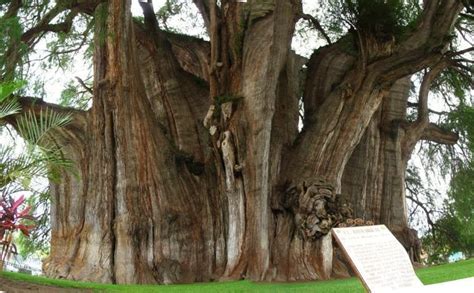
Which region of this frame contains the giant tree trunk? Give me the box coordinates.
[341,71,458,260]
[341,78,411,231]
[26,0,461,285]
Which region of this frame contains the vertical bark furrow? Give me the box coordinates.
[231,0,300,279]
[341,78,411,230]
[135,25,209,161]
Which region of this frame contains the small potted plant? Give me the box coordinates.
[0,195,34,271]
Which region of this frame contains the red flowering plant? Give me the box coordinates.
[0,195,35,268]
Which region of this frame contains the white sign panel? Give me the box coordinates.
[333,225,424,293]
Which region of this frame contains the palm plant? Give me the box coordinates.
[0,81,73,268]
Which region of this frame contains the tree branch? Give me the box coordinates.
[209,0,220,98]
[1,1,100,80]
[400,1,464,53]
[416,62,448,125]
[406,194,436,233]
[138,0,160,33]
[406,102,449,116]
[461,0,474,13]
[15,96,86,116]
[75,77,93,95]
[2,0,22,19]
[448,46,474,57]
[298,13,331,44]
[58,0,105,16]
[374,1,464,83]
[401,62,449,159]
[421,123,459,145]
[21,7,78,46]
[193,0,211,34]
[456,23,474,47]
[2,96,88,144]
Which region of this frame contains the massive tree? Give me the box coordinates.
[1,0,472,284]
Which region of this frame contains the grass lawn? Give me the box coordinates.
[1,258,473,292]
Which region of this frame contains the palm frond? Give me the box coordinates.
[0,145,42,189]
[0,99,21,119]
[16,109,72,147]
[1,81,75,194]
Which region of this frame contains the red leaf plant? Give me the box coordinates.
[0,195,35,268]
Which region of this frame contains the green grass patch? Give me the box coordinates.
[416,258,474,285]
[1,259,473,292]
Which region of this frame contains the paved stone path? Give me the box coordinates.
[0,276,92,293]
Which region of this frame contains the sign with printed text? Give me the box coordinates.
[333,225,423,293]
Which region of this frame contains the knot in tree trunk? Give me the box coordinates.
[284,179,353,241]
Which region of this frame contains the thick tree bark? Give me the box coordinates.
[2,0,460,285]
[44,1,225,284]
[341,78,412,230]
[341,71,458,261]
[44,0,306,283]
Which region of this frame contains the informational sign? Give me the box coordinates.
[332,225,424,293]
